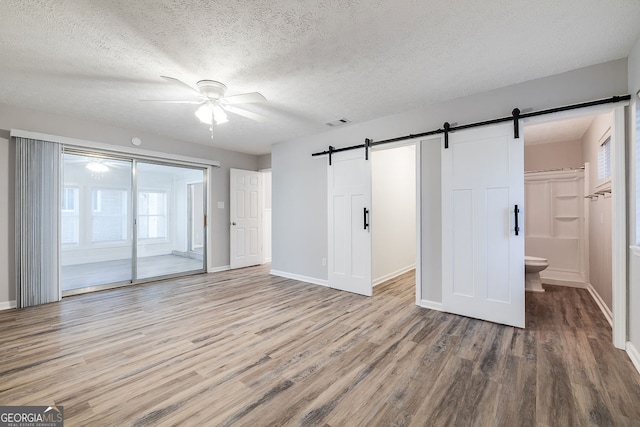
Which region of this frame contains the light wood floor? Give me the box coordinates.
[1,265,639,426]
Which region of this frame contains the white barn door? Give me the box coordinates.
[442,123,525,328]
[328,150,372,296]
[230,168,262,269]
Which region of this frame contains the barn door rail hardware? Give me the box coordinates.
[311,95,629,158]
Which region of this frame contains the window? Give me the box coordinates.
[61,187,79,245]
[91,188,128,242]
[598,136,612,181]
[138,191,167,239]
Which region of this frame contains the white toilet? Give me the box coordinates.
[525,256,549,292]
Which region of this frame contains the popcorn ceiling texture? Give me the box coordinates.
[0,1,639,154]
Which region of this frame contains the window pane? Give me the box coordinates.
[598,136,611,180]
[92,188,128,242]
[138,191,167,239]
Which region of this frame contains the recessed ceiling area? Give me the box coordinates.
[0,1,639,155]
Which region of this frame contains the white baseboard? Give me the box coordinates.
[208,265,230,273]
[626,342,640,375]
[419,299,443,312]
[0,300,16,311]
[587,282,613,327]
[270,270,328,287]
[373,264,416,287]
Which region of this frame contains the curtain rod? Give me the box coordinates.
[311,94,630,158]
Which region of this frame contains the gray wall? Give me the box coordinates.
[271,58,629,304]
[257,153,272,170]
[0,104,259,306]
[628,36,640,360]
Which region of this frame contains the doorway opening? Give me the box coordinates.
[523,111,615,326]
[371,143,417,297]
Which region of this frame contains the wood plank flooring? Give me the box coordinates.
[1,265,639,426]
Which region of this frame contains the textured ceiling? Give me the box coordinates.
[1,1,639,155]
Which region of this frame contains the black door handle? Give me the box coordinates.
[364,207,369,230]
[514,204,520,236]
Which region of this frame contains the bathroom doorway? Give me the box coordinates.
[523,110,615,325]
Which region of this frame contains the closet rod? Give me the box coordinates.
[311,94,630,158]
[524,166,585,174]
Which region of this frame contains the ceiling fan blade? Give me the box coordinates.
[222,92,267,105]
[224,105,267,122]
[140,99,204,104]
[160,76,204,97]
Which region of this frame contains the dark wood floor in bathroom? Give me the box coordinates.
[0,265,639,426]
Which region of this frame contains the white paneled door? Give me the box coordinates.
[230,168,262,269]
[328,150,372,296]
[441,123,525,328]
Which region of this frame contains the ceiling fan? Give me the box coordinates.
[142,76,267,138]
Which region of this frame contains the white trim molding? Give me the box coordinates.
[10,129,221,168]
[587,283,613,327]
[270,270,329,287]
[627,342,640,375]
[373,264,416,287]
[0,300,17,311]
[611,106,627,349]
[208,265,231,273]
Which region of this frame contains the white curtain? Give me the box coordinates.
[15,137,61,307]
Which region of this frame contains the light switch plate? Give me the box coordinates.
[218,202,224,209]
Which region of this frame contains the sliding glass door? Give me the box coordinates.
[135,162,205,280]
[61,153,133,292]
[61,151,206,295]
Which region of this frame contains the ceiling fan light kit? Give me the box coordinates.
[195,104,228,125]
[86,162,109,173]
[142,76,267,139]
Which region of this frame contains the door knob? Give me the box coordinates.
[231,222,236,226]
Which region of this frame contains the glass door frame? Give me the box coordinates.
[61,147,208,296]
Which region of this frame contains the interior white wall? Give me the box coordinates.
[627,35,640,367]
[371,145,416,285]
[582,113,614,309]
[271,59,628,302]
[0,104,259,308]
[524,139,583,171]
